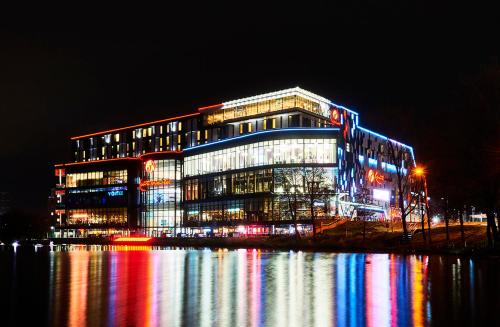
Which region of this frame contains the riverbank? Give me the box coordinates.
[5,223,497,257]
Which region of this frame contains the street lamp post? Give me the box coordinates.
[414,166,432,244]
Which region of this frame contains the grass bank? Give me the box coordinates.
[44,222,498,256]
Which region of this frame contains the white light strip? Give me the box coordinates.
[221,86,359,115]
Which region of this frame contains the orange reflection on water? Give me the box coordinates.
[364,253,429,327]
[47,247,432,326]
[68,251,89,327]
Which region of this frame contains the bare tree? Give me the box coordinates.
[386,140,420,242]
[275,167,336,238]
[302,166,336,237]
[274,167,303,239]
[355,186,373,243]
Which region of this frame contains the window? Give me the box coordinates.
[303,117,311,127]
[184,138,336,176]
[288,115,300,127]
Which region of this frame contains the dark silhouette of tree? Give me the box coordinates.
[457,63,500,248]
[386,140,419,241]
[275,167,336,238]
[275,167,303,239]
[302,166,336,238]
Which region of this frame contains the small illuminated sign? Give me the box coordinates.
[108,191,124,197]
[373,189,390,202]
[367,169,384,185]
[145,160,156,174]
[330,108,341,125]
[114,237,152,243]
[139,179,172,191]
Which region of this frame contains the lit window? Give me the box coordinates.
[239,124,244,134]
[272,118,276,128]
[248,122,253,132]
[142,129,147,138]
[197,130,201,141]
[263,119,267,130]
[132,130,136,139]
[148,127,152,137]
[177,135,181,143]
[114,134,120,142]
[178,122,182,131]
[160,126,163,134]
[204,130,208,140]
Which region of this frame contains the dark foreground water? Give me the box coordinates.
[0,246,499,326]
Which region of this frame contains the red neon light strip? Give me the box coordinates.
[114,237,152,242]
[54,157,140,167]
[70,112,200,140]
[198,103,223,111]
[139,150,183,158]
[139,179,172,191]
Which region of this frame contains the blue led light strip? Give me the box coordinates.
[184,128,341,152]
[357,126,416,165]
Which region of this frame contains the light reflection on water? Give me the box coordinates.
[42,247,432,327]
[2,246,498,326]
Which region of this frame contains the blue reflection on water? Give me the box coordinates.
[36,247,439,326]
[5,244,500,326]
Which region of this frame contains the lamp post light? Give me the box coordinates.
[414,166,432,243]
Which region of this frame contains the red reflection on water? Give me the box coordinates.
[47,247,432,326]
[68,250,89,327]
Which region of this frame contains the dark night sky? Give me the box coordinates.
[0,3,499,215]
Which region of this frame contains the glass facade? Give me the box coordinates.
[184,138,336,177]
[206,95,329,124]
[184,167,338,224]
[66,170,127,187]
[184,169,273,200]
[66,208,127,225]
[185,197,273,224]
[140,158,182,236]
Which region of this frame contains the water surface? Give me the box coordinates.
[0,245,498,326]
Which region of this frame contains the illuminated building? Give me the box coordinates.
[52,87,416,237]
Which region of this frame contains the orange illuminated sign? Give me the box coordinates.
[114,237,152,243]
[330,108,341,125]
[139,179,172,191]
[145,160,156,174]
[367,169,384,185]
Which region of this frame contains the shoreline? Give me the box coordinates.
[7,236,499,258]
